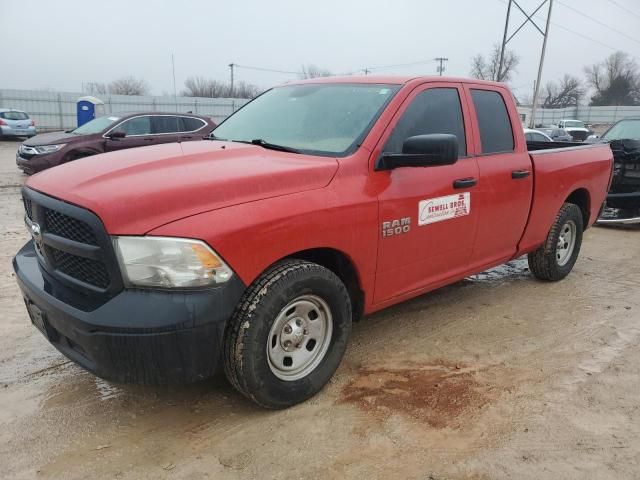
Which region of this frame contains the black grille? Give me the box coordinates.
[570,131,588,141]
[48,247,110,289]
[22,187,122,294]
[23,197,33,220]
[45,209,98,245]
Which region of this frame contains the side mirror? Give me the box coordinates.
[107,130,126,139]
[377,134,459,171]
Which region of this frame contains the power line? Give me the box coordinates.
[556,0,640,46]
[234,64,302,75]
[605,0,640,21]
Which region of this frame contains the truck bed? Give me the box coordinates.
[518,142,613,254]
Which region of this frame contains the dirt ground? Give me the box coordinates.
[0,139,639,480]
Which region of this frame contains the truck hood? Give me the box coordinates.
[26,141,339,234]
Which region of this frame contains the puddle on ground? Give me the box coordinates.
[339,362,491,428]
[466,257,530,283]
[94,377,122,402]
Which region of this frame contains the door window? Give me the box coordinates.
[384,88,466,157]
[152,116,182,134]
[180,117,206,132]
[470,89,514,154]
[118,116,152,136]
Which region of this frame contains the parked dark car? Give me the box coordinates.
[16,112,216,174]
[586,118,640,223]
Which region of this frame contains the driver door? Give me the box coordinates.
[373,83,480,303]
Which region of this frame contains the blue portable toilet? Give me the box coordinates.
[76,96,105,127]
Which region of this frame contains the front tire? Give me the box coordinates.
[224,260,352,409]
[528,203,584,281]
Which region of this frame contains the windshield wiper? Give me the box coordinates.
[233,138,300,154]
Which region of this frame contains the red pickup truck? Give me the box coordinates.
[14,76,613,408]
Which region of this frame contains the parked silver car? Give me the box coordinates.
[539,127,573,142]
[0,109,37,139]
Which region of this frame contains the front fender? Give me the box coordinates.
[148,187,378,300]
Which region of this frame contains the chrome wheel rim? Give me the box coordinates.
[556,220,577,266]
[267,295,333,381]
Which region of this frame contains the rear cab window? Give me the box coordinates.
[470,89,514,154]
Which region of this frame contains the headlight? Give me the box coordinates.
[34,144,66,154]
[113,236,233,289]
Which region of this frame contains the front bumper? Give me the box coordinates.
[13,242,246,384]
[16,152,55,174]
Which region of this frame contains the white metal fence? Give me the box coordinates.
[518,105,640,127]
[0,89,250,132]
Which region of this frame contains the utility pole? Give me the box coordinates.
[498,0,513,81]
[496,0,554,127]
[530,0,554,128]
[228,63,235,97]
[171,53,178,111]
[435,57,448,76]
[363,68,370,75]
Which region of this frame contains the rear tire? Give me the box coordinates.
[528,203,584,281]
[223,260,352,409]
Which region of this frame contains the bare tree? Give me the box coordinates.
[542,75,585,108]
[182,76,260,99]
[182,77,228,97]
[233,81,261,99]
[84,81,108,95]
[585,51,640,106]
[300,64,332,79]
[470,44,520,83]
[107,76,150,96]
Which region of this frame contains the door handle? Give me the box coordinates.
[143,138,154,141]
[512,170,531,179]
[453,177,478,189]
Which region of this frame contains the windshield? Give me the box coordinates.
[212,83,400,156]
[564,120,585,128]
[602,119,640,141]
[72,115,121,135]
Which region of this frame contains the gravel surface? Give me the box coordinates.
[0,139,639,479]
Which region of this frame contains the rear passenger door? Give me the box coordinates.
[464,85,533,269]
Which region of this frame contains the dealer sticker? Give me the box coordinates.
[418,193,471,226]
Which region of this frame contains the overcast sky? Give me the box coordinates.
[1,0,639,99]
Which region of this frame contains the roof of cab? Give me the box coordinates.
[281,75,507,89]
